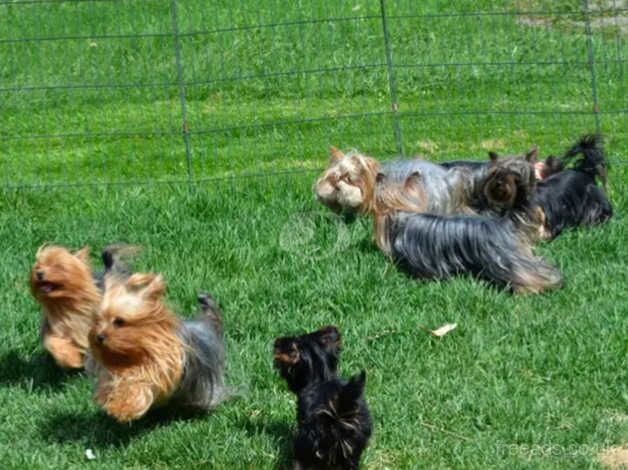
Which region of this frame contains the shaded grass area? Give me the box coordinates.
[0,169,626,468]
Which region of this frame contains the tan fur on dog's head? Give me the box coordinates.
[89,273,183,395]
[30,245,96,312]
[314,147,381,215]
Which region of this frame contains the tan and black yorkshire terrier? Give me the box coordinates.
[30,244,136,369]
[314,146,541,218]
[30,245,99,369]
[483,135,613,240]
[87,273,227,423]
[314,146,472,216]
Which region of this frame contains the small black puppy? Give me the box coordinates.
[274,326,372,470]
[533,134,612,240]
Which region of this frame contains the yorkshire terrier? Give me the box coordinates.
[313,147,381,215]
[372,172,562,294]
[532,135,612,239]
[87,273,227,423]
[274,326,342,392]
[314,147,479,216]
[314,146,544,218]
[479,135,613,240]
[30,244,136,369]
[274,326,372,470]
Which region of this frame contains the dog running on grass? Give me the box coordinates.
[30,244,137,369]
[87,273,228,422]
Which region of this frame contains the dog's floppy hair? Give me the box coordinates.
[87,273,227,422]
[171,293,227,409]
[373,173,562,294]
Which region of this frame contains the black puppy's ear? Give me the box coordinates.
[317,326,341,349]
[525,147,538,162]
[348,370,366,391]
[488,151,500,163]
[337,370,366,414]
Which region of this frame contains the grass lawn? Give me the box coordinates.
[0,1,626,469]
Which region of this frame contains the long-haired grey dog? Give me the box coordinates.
[373,173,562,294]
[314,147,483,215]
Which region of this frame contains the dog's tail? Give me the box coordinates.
[562,134,608,186]
[507,250,563,295]
[101,244,142,275]
[338,371,366,414]
[176,293,229,410]
[197,293,223,338]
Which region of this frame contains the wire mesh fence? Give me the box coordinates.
[0,0,625,189]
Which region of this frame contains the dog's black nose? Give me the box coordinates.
[36,271,44,281]
[97,333,106,343]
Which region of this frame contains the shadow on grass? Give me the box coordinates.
[41,406,210,449]
[239,416,294,470]
[356,236,378,255]
[0,350,80,391]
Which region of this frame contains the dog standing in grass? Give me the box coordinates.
[532,135,612,239]
[313,146,540,217]
[274,326,372,469]
[479,135,613,240]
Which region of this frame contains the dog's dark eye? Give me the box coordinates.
[112,318,125,327]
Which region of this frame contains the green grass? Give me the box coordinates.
[0,0,626,468]
[0,175,626,469]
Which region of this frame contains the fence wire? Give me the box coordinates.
[0,0,625,188]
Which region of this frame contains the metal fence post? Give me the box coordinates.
[582,0,602,135]
[379,0,404,156]
[170,0,194,182]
